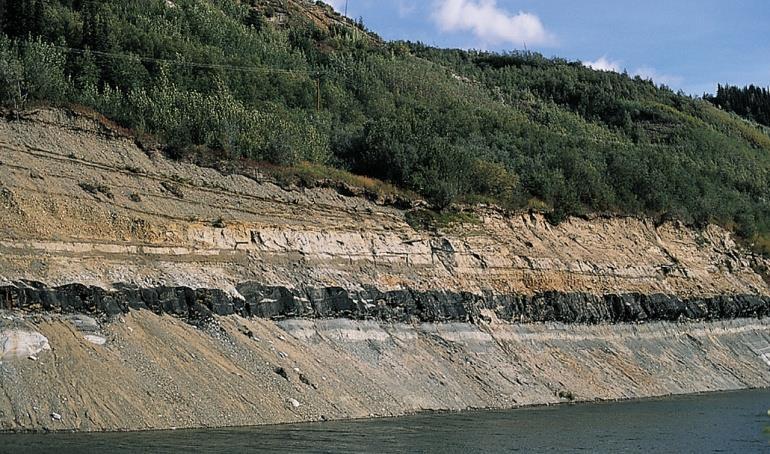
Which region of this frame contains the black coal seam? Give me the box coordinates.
[0,281,768,325]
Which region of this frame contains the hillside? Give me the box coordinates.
[2,108,770,432]
[1,0,769,251]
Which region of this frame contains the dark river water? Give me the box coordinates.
[2,389,770,453]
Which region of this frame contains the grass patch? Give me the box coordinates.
[406,208,482,231]
[751,234,770,259]
[257,161,414,200]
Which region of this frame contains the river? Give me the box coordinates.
[2,389,769,453]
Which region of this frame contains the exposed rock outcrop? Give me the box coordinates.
[0,329,50,360]
[0,108,769,432]
[2,282,770,325]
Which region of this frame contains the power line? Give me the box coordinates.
[45,44,330,110]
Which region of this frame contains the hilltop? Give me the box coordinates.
[1,0,769,251]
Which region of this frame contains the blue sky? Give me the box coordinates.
[325,0,770,95]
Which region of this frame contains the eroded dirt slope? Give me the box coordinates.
[1,311,769,432]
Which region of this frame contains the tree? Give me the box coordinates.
[706,83,770,128]
[0,35,26,109]
[244,9,263,31]
[31,0,44,36]
[0,0,6,32]
[3,0,30,37]
[1,0,45,37]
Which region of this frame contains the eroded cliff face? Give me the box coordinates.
[1,108,769,432]
[0,109,768,300]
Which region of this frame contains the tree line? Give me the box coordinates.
[705,84,770,128]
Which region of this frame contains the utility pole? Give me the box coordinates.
[344,0,348,17]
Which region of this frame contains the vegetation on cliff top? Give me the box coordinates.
[1,0,769,250]
[705,84,770,129]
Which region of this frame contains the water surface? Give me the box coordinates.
[3,389,770,453]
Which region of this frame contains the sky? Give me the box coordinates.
[324,0,770,95]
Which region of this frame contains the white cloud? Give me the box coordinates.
[397,0,417,17]
[325,0,345,13]
[633,66,684,88]
[583,56,684,89]
[432,0,555,47]
[584,56,622,73]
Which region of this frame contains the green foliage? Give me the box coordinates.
[705,84,770,128]
[20,37,70,102]
[0,0,769,246]
[405,208,481,232]
[0,35,25,107]
[0,35,69,108]
[2,0,46,38]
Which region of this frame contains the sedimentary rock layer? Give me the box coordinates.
[1,311,769,432]
[3,282,770,325]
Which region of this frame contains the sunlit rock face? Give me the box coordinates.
[0,109,769,433]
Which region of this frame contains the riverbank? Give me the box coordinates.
[2,309,770,432]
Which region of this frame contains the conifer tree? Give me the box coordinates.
[0,0,7,33]
[31,0,44,37]
[3,0,31,38]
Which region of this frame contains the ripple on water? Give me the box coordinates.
[2,389,770,453]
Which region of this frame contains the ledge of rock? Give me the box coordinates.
[2,282,769,325]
